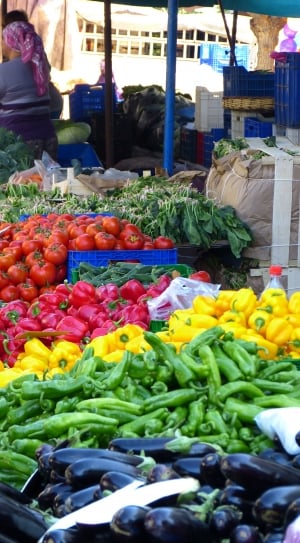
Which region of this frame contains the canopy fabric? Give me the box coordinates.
[91,0,300,17]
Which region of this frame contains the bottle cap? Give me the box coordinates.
[269,265,282,276]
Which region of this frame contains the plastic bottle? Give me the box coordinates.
[262,265,285,294]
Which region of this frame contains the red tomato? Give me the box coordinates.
[143,241,155,250]
[44,243,68,265]
[21,239,43,256]
[74,234,96,251]
[68,224,87,239]
[55,264,67,283]
[0,252,16,271]
[18,282,39,302]
[0,270,9,290]
[189,270,212,283]
[0,240,9,251]
[0,284,19,302]
[94,232,117,250]
[102,216,121,237]
[119,224,143,240]
[85,222,103,237]
[123,234,144,250]
[3,244,23,261]
[29,261,57,287]
[114,239,126,250]
[153,236,175,249]
[25,250,45,269]
[7,263,29,285]
[44,230,69,248]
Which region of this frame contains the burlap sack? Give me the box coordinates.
[206,151,300,261]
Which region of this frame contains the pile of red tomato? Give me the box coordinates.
[0,213,174,303]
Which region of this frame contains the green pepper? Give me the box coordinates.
[155,361,174,384]
[118,408,169,437]
[217,380,264,403]
[180,400,205,437]
[212,343,243,382]
[11,438,44,459]
[0,397,12,420]
[226,439,250,453]
[165,406,188,431]
[221,340,257,378]
[197,344,221,404]
[184,326,224,355]
[254,394,300,408]
[269,371,300,383]
[76,397,143,416]
[8,420,47,442]
[145,418,164,436]
[55,396,83,414]
[151,381,169,395]
[178,351,209,380]
[205,409,228,434]
[42,412,118,438]
[224,397,263,423]
[98,350,133,391]
[143,332,197,388]
[143,389,198,412]
[6,399,43,426]
[0,451,37,477]
[252,378,294,394]
[20,375,93,400]
[258,361,295,379]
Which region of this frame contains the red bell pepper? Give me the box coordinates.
[154,274,172,293]
[119,279,147,303]
[0,300,29,326]
[120,303,150,326]
[96,283,120,303]
[55,315,90,343]
[68,281,97,308]
[38,291,69,310]
[77,304,103,324]
[38,310,66,330]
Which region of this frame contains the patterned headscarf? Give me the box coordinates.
[3,21,49,96]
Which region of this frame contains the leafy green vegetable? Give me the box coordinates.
[213,138,249,159]
[53,120,91,144]
[0,128,34,183]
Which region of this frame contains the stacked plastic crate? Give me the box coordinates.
[275,53,300,144]
[193,87,225,168]
[222,67,275,139]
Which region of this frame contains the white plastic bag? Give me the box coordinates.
[254,407,300,455]
[147,277,220,321]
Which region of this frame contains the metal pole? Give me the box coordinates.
[104,0,114,167]
[163,0,178,176]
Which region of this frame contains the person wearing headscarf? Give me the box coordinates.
[0,20,58,159]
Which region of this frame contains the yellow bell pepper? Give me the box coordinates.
[192,295,216,316]
[285,314,300,328]
[18,355,48,372]
[288,327,300,354]
[111,324,144,351]
[219,310,247,327]
[126,336,151,354]
[240,331,279,360]
[167,325,206,343]
[214,290,236,317]
[258,296,289,318]
[218,322,247,338]
[102,350,124,363]
[230,288,257,319]
[23,337,52,361]
[0,361,4,371]
[45,367,65,379]
[265,317,293,346]
[0,369,24,387]
[288,291,300,314]
[247,309,273,336]
[260,287,288,304]
[183,314,219,328]
[48,340,81,371]
[89,335,110,357]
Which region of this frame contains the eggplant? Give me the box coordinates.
[292,455,300,470]
[200,452,227,488]
[49,470,67,484]
[64,485,102,513]
[109,437,217,463]
[171,457,203,480]
[0,494,48,543]
[146,463,180,484]
[258,449,292,467]
[64,458,140,489]
[284,497,300,527]
[144,506,211,543]
[37,483,73,510]
[229,524,264,543]
[100,471,145,493]
[110,505,150,542]
[252,485,300,529]
[0,481,32,505]
[209,505,243,538]
[49,447,143,475]
[263,530,285,543]
[220,454,300,494]
[218,484,256,523]
[38,451,53,476]
[40,527,83,543]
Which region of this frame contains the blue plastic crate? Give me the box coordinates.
[199,43,249,73]
[69,84,117,122]
[57,143,103,168]
[203,129,225,168]
[180,126,197,162]
[244,117,273,137]
[223,109,232,138]
[275,53,300,128]
[223,66,275,97]
[67,249,178,282]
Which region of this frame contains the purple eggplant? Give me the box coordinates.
[229,524,264,543]
[209,505,243,538]
[172,457,203,480]
[100,471,146,493]
[110,505,150,542]
[144,506,211,543]
[253,485,300,529]
[146,464,180,484]
[218,484,256,523]
[200,452,227,488]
